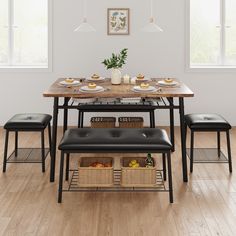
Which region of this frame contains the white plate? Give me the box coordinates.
[59,80,80,86]
[86,77,105,82]
[132,86,157,93]
[134,77,151,82]
[79,85,105,93]
[157,80,178,87]
[80,85,104,91]
[133,85,156,91]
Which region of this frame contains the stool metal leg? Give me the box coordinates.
[167,151,173,203]
[58,151,65,203]
[226,130,232,173]
[162,153,166,181]
[65,154,70,181]
[217,132,221,158]
[190,130,194,173]
[15,131,18,157]
[41,130,45,173]
[3,130,9,172]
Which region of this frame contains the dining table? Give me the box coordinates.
[43,78,194,183]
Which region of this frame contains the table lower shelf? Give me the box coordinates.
[63,169,168,192]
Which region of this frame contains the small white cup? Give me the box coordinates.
[123,74,130,84]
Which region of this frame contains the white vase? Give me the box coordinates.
[111,68,122,85]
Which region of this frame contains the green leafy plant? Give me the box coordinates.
[102,48,128,69]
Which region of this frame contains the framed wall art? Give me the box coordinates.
[107,8,130,35]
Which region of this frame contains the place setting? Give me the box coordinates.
[79,82,105,93]
[131,74,151,84]
[156,78,179,88]
[58,78,81,87]
[85,73,106,82]
[131,82,158,93]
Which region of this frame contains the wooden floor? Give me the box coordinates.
[0,127,236,236]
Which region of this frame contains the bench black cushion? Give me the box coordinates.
[185,114,231,130]
[58,128,172,152]
[4,113,52,130]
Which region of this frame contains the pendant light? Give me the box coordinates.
[142,0,163,33]
[74,0,96,32]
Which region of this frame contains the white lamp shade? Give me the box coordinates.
[74,19,96,32]
[142,17,163,32]
[141,22,163,32]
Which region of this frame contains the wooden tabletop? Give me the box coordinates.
[43,78,194,98]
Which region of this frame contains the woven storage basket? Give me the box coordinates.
[118,117,144,128]
[121,157,156,187]
[90,117,116,128]
[78,157,114,187]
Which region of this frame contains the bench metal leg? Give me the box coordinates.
[226,131,232,173]
[3,130,9,172]
[217,132,221,157]
[190,130,194,173]
[162,153,166,181]
[58,151,65,203]
[15,131,18,157]
[65,154,70,181]
[167,151,173,203]
[41,130,45,173]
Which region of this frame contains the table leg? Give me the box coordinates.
[150,111,155,128]
[63,98,70,181]
[78,110,81,128]
[80,112,84,128]
[179,97,188,182]
[169,97,175,152]
[50,97,59,182]
[63,98,70,133]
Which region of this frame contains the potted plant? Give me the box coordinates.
[102,48,128,85]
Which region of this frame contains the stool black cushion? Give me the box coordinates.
[185,114,231,130]
[4,113,52,130]
[59,128,172,152]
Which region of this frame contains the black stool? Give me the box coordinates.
[3,113,52,172]
[185,114,232,173]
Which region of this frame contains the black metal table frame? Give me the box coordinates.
[49,96,188,183]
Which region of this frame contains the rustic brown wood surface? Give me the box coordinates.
[43,78,194,98]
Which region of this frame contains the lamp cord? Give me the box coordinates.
[150,0,153,18]
[83,0,87,21]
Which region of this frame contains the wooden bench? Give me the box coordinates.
[58,128,173,203]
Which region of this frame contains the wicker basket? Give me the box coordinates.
[90,117,116,128]
[121,157,156,187]
[118,117,144,128]
[78,157,114,187]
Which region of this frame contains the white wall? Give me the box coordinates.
[0,0,235,126]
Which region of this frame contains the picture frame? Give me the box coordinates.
[107,8,130,35]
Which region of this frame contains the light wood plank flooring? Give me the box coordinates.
[0,127,236,236]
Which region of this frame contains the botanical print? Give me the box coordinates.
[107,8,130,35]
